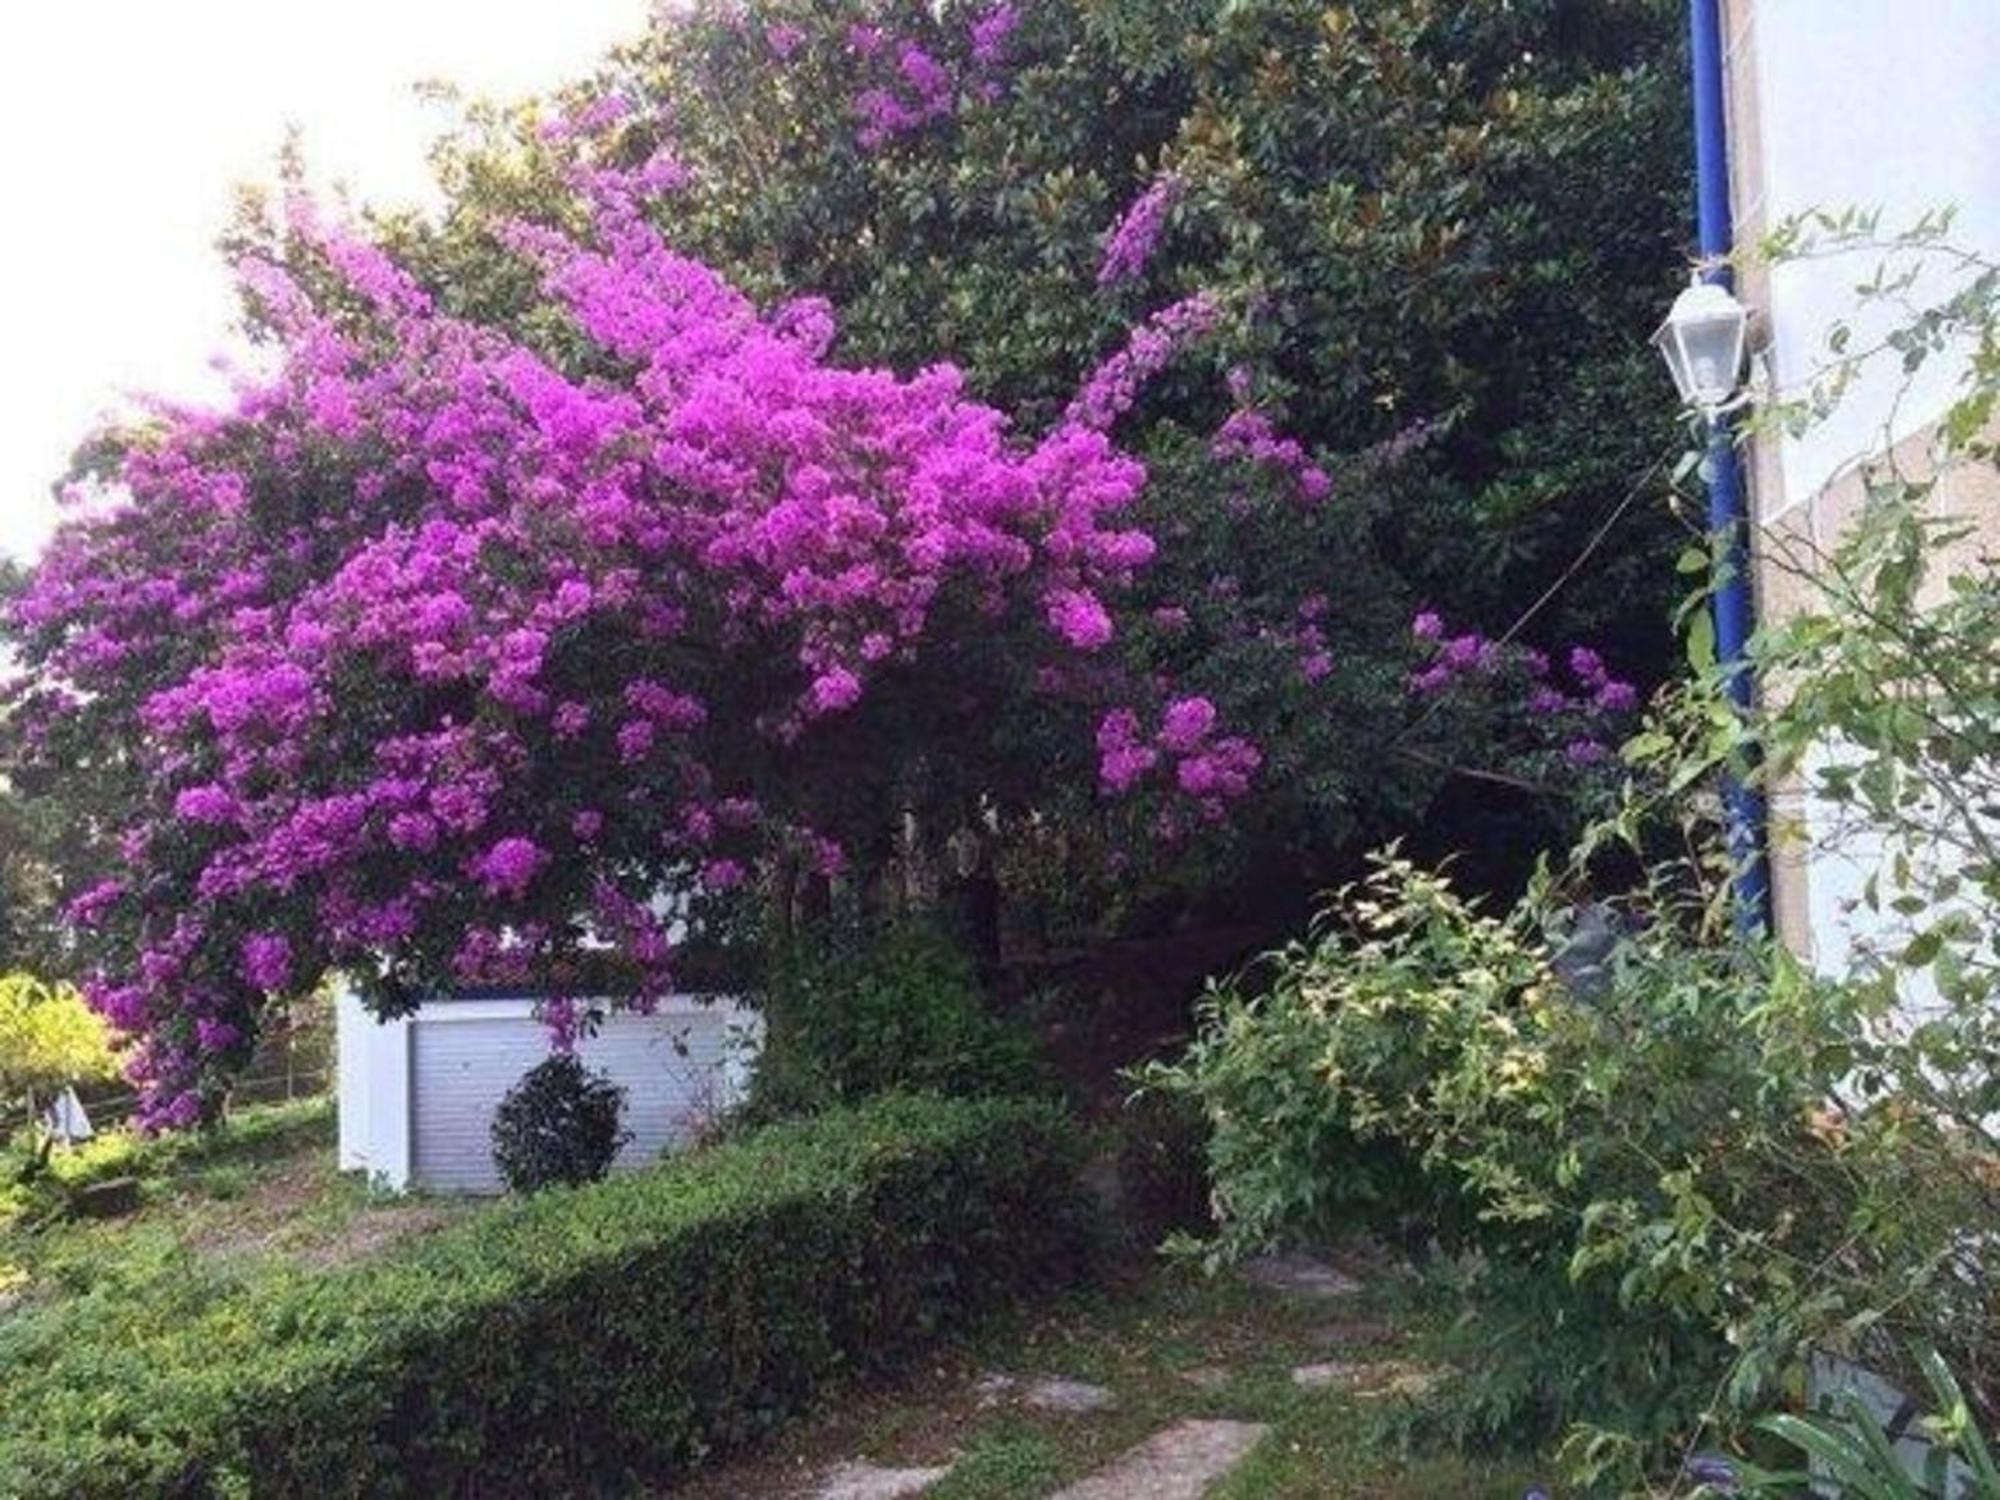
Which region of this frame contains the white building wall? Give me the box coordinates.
[1748,0,2000,512]
[336,985,412,1184]
[1736,1,2000,983]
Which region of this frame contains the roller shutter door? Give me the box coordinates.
[410,1007,746,1193]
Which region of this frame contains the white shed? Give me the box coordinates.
[336,986,761,1193]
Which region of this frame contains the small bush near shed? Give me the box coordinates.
[490,1052,630,1192]
[751,920,1047,1118]
[0,1094,1097,1499]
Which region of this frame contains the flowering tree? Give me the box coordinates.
[375,0,1687,908]
[2,161,1299,1124]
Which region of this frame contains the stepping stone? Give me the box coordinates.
[1354,1363,1443,1400]
[1050,1419,1269,1500]
[1291,1360,1443,1398]
[809,1460,952,1500]
[1239,1251,1362,1297]
[1291,1360,1366,1389]
[1310,1316,1395,1348]
[1180,1363,1232,1391]
[975,1373,1116,1412]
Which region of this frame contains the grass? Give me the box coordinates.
[0,1097,474,1340]
[670,1252,1553,1499]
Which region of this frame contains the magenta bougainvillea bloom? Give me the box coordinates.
[1157,696,1218,753]
[1098,174,1181,287]
[473,838,550,900]
[1047,589,1115,651]
[1209,368,1333,502]
[1066,292,1221,431]
[969,2,1019,67]
[1402,612,1639,767]
[239,934,293,993]
[2,157,1262,1127]
[844,3,1017,149]
[1095,709,1158,793]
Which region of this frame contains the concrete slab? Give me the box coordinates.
[975,1373,1117,1413]
[808,1460,951,1500]
[1291,1360,1366,1389]
[1049,1419,1270,1500]
[1291,1360,1443,1398]
[1238,1252,1362,1297]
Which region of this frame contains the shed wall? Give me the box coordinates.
[401,997,756,1194]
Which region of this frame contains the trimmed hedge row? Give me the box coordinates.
[0,1094,1096,1498]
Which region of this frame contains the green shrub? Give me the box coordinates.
[1149,844,2000,1486]
[750,920,1047,1117]
[1145,856,1843,1473]
[0,1094,1096,1498]
[489,1053,630,1192]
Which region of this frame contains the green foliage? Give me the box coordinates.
[1737,224,2000,1104]
[2,973,124,1192]
[0,794,32,971]
[489,1053,630,1192]
[0,973,120,1100]
[1741,1349,2000,1499]
[1153,840,2000,1486]
[1147,855,1786,1466]
[0,1126,139,1227]
[0,1094,1096,1499]
[750,920,1046,1117]
[931,1427,1067,1499]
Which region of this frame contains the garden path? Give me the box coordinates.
[671,1244,1541,1499]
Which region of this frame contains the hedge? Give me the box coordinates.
[0,1094,1096,1498]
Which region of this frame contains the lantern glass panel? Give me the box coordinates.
[1654,282,1749,410]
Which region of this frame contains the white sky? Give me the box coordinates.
[0,0,650,568]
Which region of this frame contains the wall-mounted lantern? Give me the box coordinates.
[1652,275,1751,413]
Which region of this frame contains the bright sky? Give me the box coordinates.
[0,0,650,568]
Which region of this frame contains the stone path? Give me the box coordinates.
[1178,1363,1232,1392]
[1291,1359,1442,1399]
[1048,1419,1270,1500]
[1237,1251,1362,1298]
[807,1460,952,1499]
[975,1372,1117,1413]
[795,1247,1379,1500]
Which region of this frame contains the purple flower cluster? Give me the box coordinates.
[5,166,1259,1127]
[1211,402,1333,505]
[1096,697,1260,816]
[969,2,1019,66]
[1403,610,1640,771]
[1289,594,1335,681]
[1097,174,1180,287]
[1066,292,1222,431]
[847,2,1020,150]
